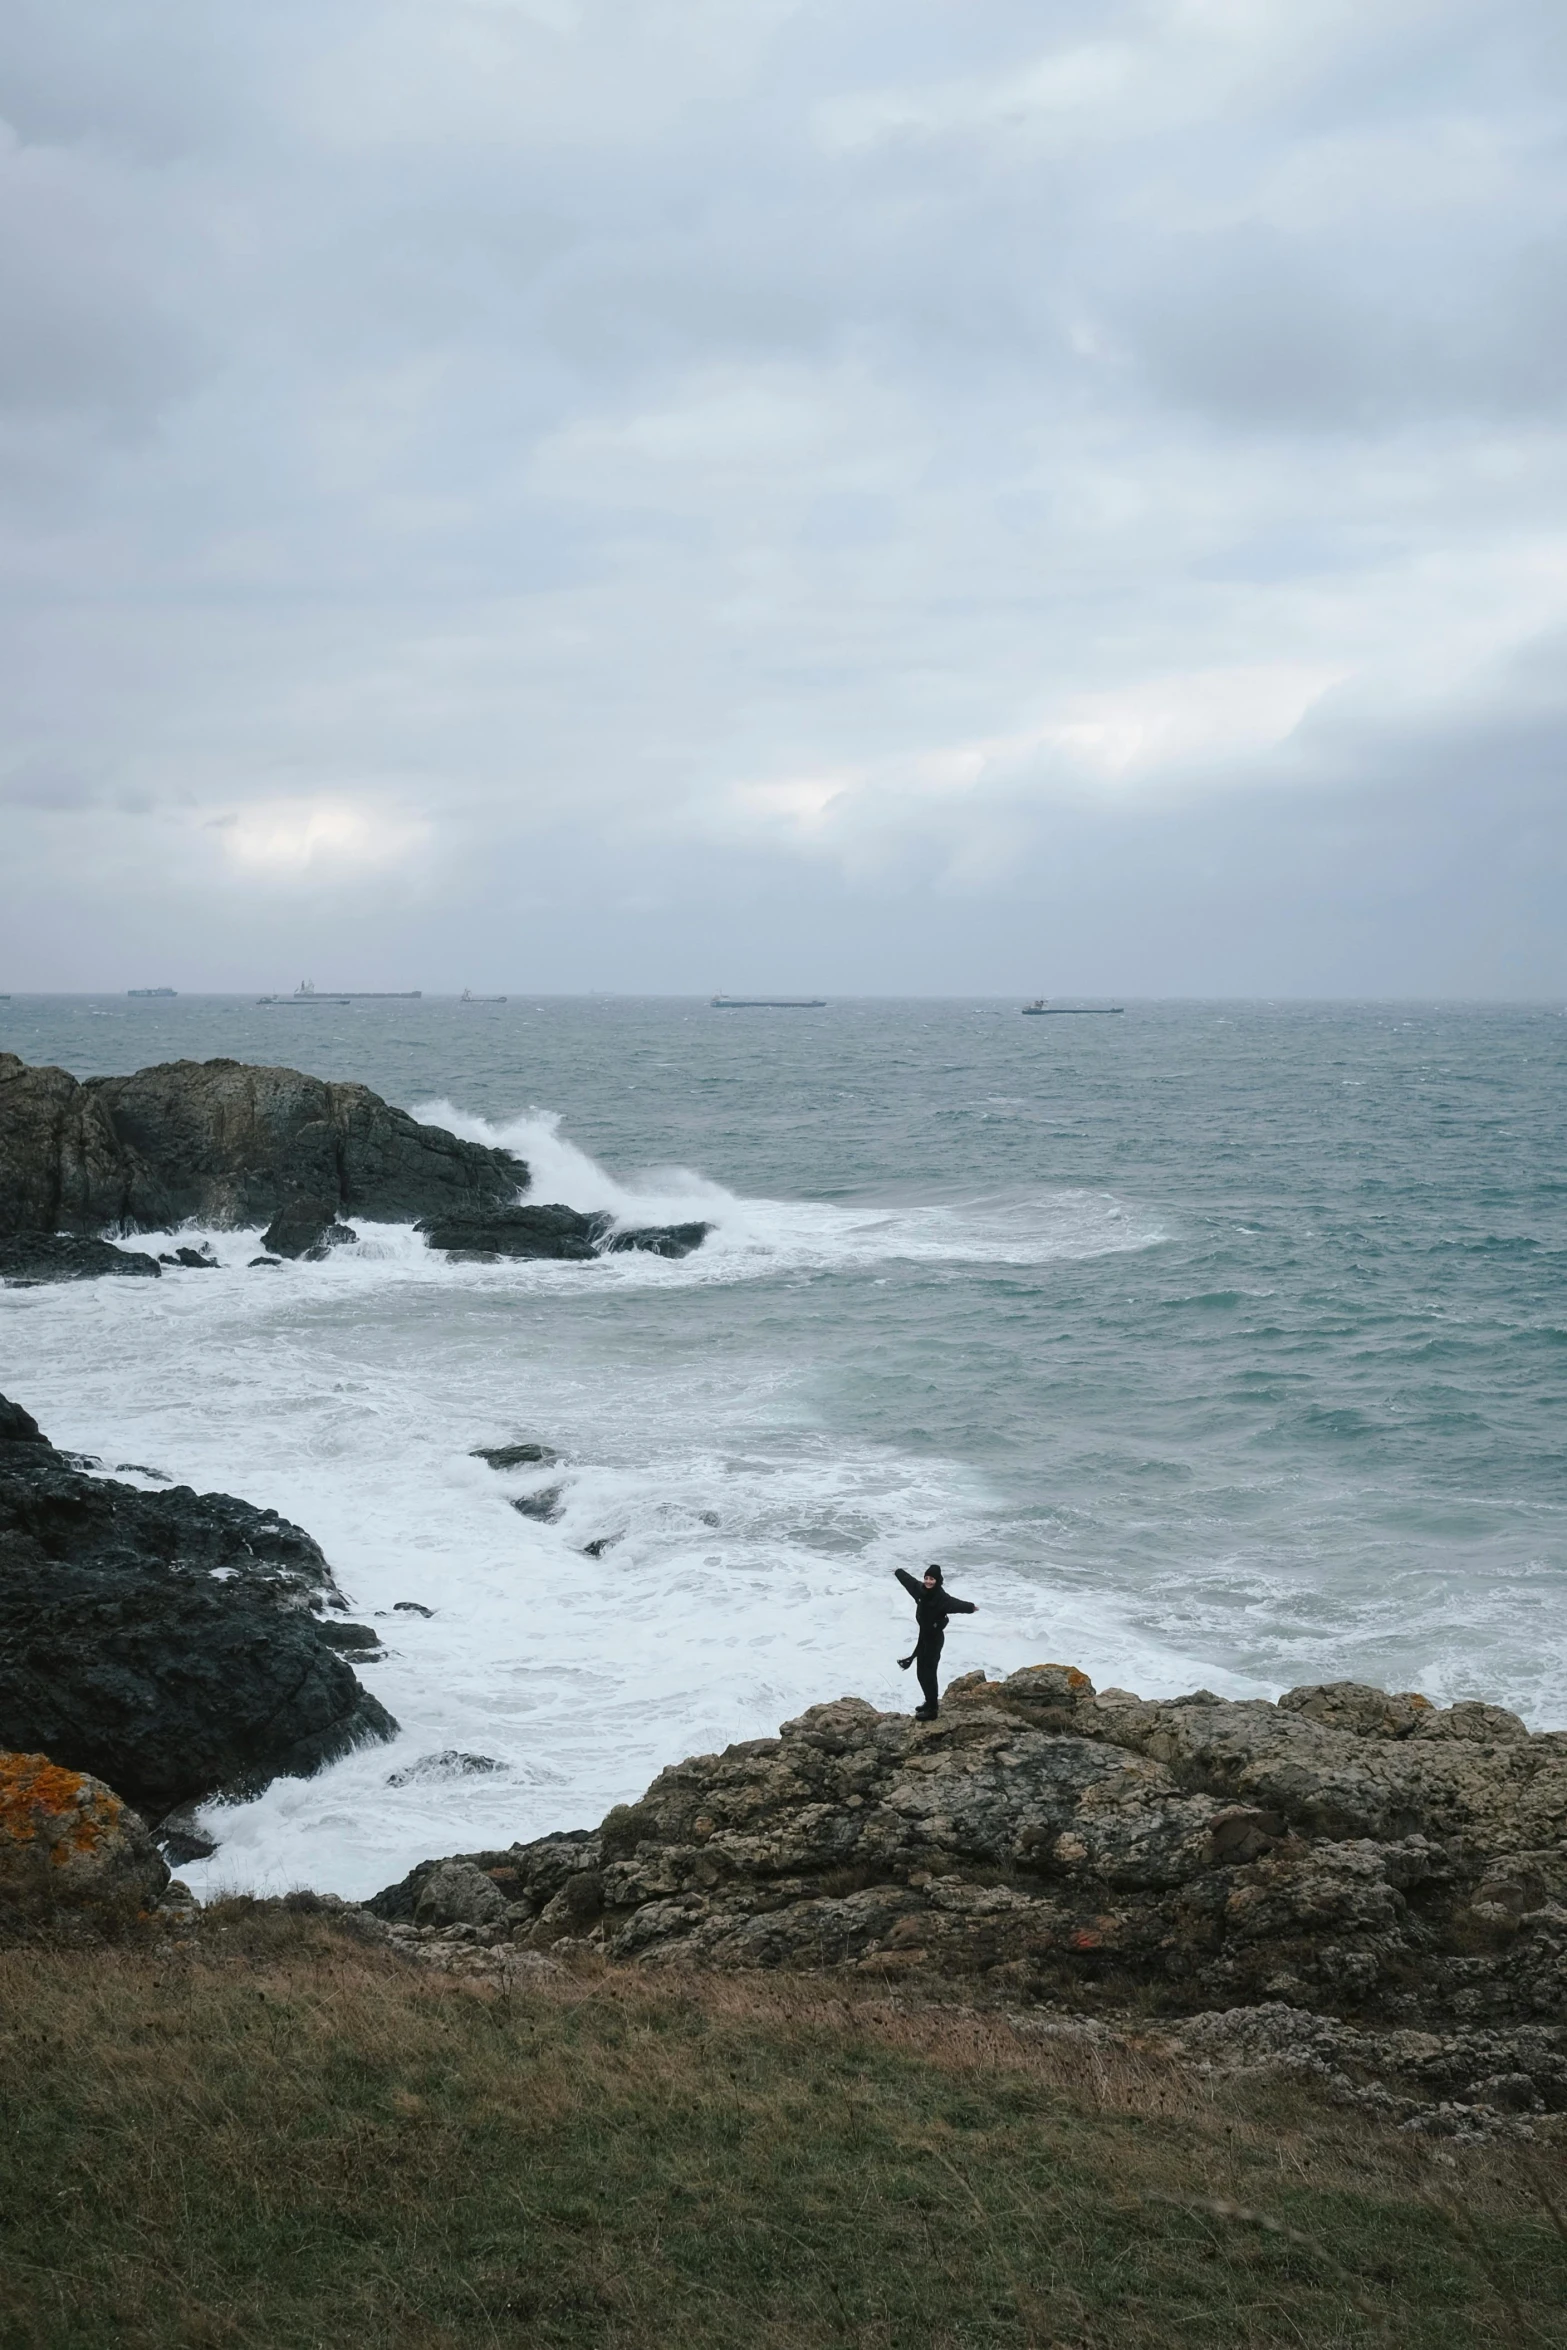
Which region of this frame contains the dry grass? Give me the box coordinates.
[0,1901,1562,2349]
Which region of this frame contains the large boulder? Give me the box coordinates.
[418,1203,711,1261]
[0,1053,526,1238]
[378,1667,1567,2041]
[0,1750,169,1922]
[0,1234,162,1285]
[0,1398,396,1820]
[260,1200,360,1260]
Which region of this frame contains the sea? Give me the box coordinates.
[2,995,1563,1901]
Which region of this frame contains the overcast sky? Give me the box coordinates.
[2,0,1564,994]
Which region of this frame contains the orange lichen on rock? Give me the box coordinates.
[0,1752,123,1861]
[0,1749,165,1918]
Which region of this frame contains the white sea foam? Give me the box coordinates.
[0,1110,1202,1903]
[414,1097,1166,1278]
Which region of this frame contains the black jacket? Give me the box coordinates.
[895,1568,977,1641]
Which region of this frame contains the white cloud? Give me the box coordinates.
[216,799,432,878]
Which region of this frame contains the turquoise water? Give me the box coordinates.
[3,994,1563,1891]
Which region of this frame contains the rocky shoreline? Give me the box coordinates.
[355,1662,1567,2137]
[0,1394,396,1839]
[373,1665,1567,2031]
[0,1051,711,1267]
[1,1354,1562,2142]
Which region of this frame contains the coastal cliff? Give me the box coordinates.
[0,1051,527,1238]
[0,1053,712,1266]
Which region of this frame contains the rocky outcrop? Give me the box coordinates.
[0,1397,50,1447]
[376,1664,1567,2053]
[0,1234,162,1284]
[0,1396,396,1821]
[260,1202,360,1260]
[0,1053,526,1239]
[417,1204,712,1261]
[0,1051,714,1274]
[0,1750,170,1922]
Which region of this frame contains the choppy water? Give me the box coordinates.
[2,994,1563,1898]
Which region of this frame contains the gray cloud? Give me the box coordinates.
[0,0,1563,993]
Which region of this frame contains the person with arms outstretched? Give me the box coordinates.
[895,1563,976,1720]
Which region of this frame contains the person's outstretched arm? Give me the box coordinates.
[945,1595,977,1615]
[894,1568,923,1600]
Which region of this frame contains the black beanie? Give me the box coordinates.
[925,1563,943,1583]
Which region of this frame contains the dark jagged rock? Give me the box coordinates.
[0,1052,526,1238]
[0,1057,128,1235]
[421,1204,604,1260]
[377,1665,1567,2076]
[511,1486,565,1523]
[159,1245,220,1269]
[0,1401,396,1818]
[471,1441,559,1470]
[0,1234,162,1285]
[152,1801,220,1867]
[316,1621,383,1654]
[0,1395,50,1447]
[602,1221,713,1259]
[418,1202,711,1261]
[260,1200,360,1260]
[386,1751,504,1789]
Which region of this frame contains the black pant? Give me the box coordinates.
[916,1636,943,1714]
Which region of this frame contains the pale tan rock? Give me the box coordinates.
[375,1667,1567,2039]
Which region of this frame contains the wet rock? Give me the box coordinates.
[0,1402,397,1818]
[0,1750,169,1923]
[419,1203,710,1261]
[0,1395,50,1447]
[602,1221,713,1259]
[421,1204,604,1260]
[315,1620,383,1654]
[159,1246,220,1269]
[386,1751,503,1788]
[0,1234,162,1285]
[372,1664,1567,2042]
[260,1200,359,1260]
[0,1051,527,1239]
[511,1486,565,1523]
[392,1601,434,1617]
[152,1802,220,1866]
[471,1441,559,1470]
[249,1255,283,1267]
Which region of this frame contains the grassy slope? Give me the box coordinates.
[1,1905,1563,2350]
